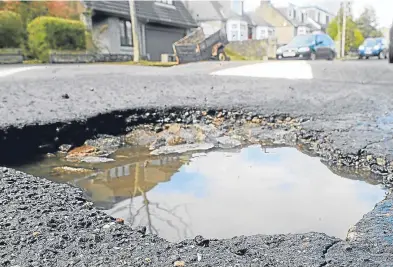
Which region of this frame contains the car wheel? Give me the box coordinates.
[218,51,226,61]
[378,51,385,59]
[366,56,369,59]
[358,56,363,59]
[310,52,316,60]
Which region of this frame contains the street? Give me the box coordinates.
[1,59,393,266]
[2,59,393,157]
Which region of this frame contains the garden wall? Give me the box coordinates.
[226,38,277,60]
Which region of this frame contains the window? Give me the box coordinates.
[232,23,238,29]
[301,13,304,22]
[326,15,329,24]
[231,31,238,40]
[119,19,132,46]
[248,26,253,39]
[155,0,174,5]
[317,12,320,22]
[293,10,297,20]
[268,28,274,37]
[259,28,267,39]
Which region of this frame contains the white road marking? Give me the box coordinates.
[0,66,44,78]
[210,61,313,80]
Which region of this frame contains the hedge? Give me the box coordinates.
[27,16,86,62]
[0,11,24,48]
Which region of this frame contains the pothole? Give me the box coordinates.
[13,122,386,242]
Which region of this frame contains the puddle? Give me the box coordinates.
[15,145,386,241]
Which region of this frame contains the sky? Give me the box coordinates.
[242,0,393,28]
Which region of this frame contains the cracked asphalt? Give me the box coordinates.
[1,60,393,266]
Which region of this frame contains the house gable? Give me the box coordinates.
[256,2,295,28]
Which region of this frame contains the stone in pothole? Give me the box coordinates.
[150,143,214,155]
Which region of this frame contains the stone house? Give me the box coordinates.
[285,3,335,35]
[81,0,197,61]
[183,1,271,42]
[256,0,334,45]
[248,12,275,40]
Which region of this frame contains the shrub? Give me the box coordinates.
[0,11,24,48]
[27,16,86,62]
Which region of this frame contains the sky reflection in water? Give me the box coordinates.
[107,146,386,241]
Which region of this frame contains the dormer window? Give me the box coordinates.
[155,0,174,5]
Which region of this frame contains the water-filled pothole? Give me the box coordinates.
[16,145,385,242]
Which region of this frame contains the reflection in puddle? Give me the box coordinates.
[16,145,386,241]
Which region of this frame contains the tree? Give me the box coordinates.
[327,16,364,53]
[0,11,24,48]
[356,6,383,38]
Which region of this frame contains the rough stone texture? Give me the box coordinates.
[1,61,393,266]
[226,38,277,59]
[326,193,393,266]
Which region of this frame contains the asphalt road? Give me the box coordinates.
[1,59,393,266]
[2,60,393,156]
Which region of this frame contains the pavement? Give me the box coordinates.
[1,59,393,266]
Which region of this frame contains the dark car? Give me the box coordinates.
[358,38,388,59]
[276,33,336,60]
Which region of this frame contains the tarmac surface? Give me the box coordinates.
[1,60,393,266]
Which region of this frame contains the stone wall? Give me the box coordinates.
[226,39,277,59]
[49,52,133,63]
[0,49,23,64]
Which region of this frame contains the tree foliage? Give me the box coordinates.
[1,0,83,56]
[356,6,383,38]
[327,16,364,53]
[0,10,24,48]
[1,0,81,26]
[27,16,86,62]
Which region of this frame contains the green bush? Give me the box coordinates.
[27,16,86,62]
[0,11,24,48]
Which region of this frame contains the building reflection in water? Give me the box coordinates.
[76,154,193,240]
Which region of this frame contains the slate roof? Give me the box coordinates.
[185,1,224,21]
[247,12,273,27]
[83,0,197,28]
[276,7,299,27]
[185,1,252,24]
[299,5,335,16]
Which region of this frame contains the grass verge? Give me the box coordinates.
[102,60,178,67]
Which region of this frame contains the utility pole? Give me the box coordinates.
[341,1,347,58]
[129,0,140,62]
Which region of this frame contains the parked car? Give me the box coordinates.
[358,38,388,59]
[276,33,336,60]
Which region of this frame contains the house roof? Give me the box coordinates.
[83,0,198,28]
[276,7,299,27]
[185,1,224,21]
[247,12,273,27]
[185,1,252,24]
[298,5,335,16]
